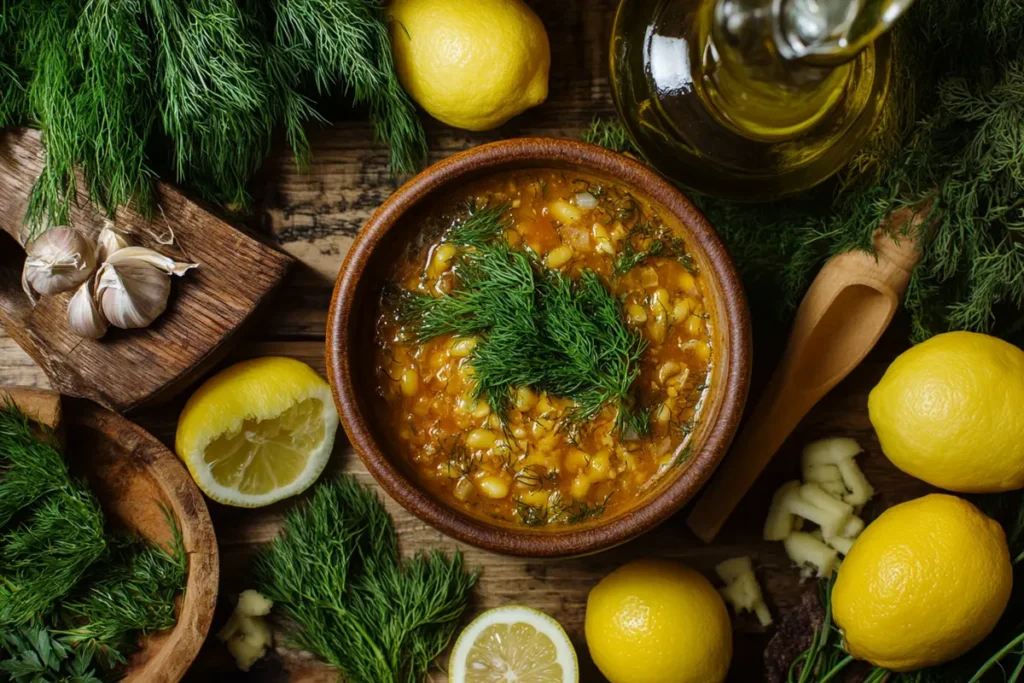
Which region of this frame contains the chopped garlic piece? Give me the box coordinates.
[842,515,865,538]
[764,481,801,541]
[837,458,875,506]
[784,532,839,579]
[237,589,273,617]
[714,556,753,584]
[715,556,773,627]
[802,438,863,467]
[218,590,274,672]
[800,483,854,519]
[804,463,843,484]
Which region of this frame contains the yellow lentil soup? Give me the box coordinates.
[374,170,713,527]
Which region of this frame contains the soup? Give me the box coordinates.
[373,170,713,527]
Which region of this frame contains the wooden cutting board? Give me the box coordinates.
[0,129,293,413]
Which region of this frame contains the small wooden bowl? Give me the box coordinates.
[4,388,219,682]
[327,138,751,557]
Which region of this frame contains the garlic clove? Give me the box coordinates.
[67,276,108,339]
[21,226,98,299]
[96,261,171,329]
[96,219,132,262]
[104,246,198,277]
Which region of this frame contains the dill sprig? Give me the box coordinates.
[0,487,107,626]
[0,403,187,681]
[0,0,425,231]
[398,204,650,435]
[253,476,478,683]
[55,507,188,660]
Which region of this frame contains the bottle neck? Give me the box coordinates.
[702,0,851,140]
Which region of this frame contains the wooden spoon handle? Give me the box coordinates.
[687,226,921,542]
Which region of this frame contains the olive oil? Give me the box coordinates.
[611,0,912,200]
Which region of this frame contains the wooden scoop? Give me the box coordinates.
[686,221,921,542]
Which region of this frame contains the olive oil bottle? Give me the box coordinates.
[611,0,915,200]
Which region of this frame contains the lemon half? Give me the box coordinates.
[175,357,338,507]
[449,605,578,683]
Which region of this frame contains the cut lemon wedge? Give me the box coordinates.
[449,606,578,683]
[175,357,338,507]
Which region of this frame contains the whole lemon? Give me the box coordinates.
[868,331,1024,492]
[585,560,732,683]
[832,494,1012,672]
[388,0,550,131]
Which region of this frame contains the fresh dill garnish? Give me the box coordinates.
[253,476,478,683]
[0,402,187,680]
[0,487,107,626]
[398,204,650,435]
[0,0,426,232]
[514,492,612,527]
[613,221,694,276]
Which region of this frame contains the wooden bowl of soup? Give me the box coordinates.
[327,138,751,557]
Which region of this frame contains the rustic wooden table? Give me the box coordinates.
[0,1,932,680]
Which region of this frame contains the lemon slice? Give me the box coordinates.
[175,357,338,507]
[449,606,578,683]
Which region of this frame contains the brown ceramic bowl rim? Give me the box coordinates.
[327,138,751,557]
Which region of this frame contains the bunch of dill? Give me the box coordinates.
[0,0,424,233]
[584,0,1024,343]
[253,476,478,683]
[397,203,650,436]
[0,404,186,682]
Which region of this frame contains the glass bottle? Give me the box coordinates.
[610,0,915,200]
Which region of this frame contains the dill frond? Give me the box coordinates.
[270,0,427,174]
[253,476,478,683]
[582,117,636,154]
[55,506,188,658]
[0,403,187,680]
[0,485,107,626]
[73,0,156,215]
[0,404,69,528]
[148,0,276,209]
[398,205,649,433]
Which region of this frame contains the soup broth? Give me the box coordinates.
[374,170,714,527]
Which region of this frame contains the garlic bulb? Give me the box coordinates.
[21,227,97,302]
[96,220,132,261]
[96,261,171,329]
[67,277,107,339]
[104,246,198,276]
[95,247,198,329]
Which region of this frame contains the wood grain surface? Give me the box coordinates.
[0,1,933,681]
[0,129,293,414]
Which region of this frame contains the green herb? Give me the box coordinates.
[56,508,188,662]
[398,204,650,435]
[0,403,187,681]
[0,0,425,232]
[614,221,693,276]
[583,0,1024,343]
[253,476,478,683]
[0,487,107,626]
[514,492,611,527]
[0,623,104,683]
